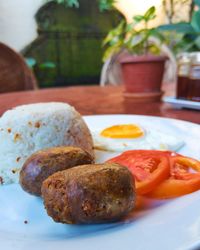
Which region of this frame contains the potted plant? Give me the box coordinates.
[103,6,168,101]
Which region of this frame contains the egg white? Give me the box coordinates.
[92,128,184,152]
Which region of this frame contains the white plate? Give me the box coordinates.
[1,115,200,250]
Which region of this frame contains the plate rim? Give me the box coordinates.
[83,113,200,127]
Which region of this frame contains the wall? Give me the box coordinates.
[0,0,43,51]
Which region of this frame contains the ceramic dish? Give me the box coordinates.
[1,115,200,250]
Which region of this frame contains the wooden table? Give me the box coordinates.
[0,85,199,124]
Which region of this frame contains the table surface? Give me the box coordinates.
[0,85,199,124]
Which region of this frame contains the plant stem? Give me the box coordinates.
[162,0,174,24]
[169,0,174,24]
[189,0,195,21]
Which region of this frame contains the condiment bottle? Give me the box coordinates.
[176,52,190,100]
[188,52,200,102]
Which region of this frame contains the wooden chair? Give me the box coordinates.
[0,42,37,93]
[100,55,123,86]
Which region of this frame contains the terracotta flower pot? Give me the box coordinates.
[119,54,167,95]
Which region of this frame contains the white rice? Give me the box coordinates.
[0,102,93,185]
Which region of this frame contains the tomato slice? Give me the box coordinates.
[107,150,170,195]
[148,155,200,199]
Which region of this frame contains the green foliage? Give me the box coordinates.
[57,0,79,7]
[25,58,57,87]
[99,0,116,11]
[45,0,115,10]
[159,22,193,33]
[158,3,200,53]
[191,10,200,32]
[44,0,79,8]
[26,58,56,69]
[25,58,36,68]
[103,6,165,61]
[194,0,200,7]
[39,62,56,69]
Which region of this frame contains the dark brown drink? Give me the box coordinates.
[188,79,200,101]
[176,52,190,100]
[188,56,200,102]
[176,76,189,99]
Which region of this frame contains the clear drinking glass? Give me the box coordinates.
[176,52,191,100]
[188,52,200,102]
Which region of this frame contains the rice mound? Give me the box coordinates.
[0,102,93,185]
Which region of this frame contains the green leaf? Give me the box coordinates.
[194,0,200,7]
[126,23,134,32]
[102,20,125,46]
[158,23,194,33]
[125,30,149,50]
[191,10,200,32]
[150,29,166,42]
[98,0,115,11]
[144,6,156,21]
[194,36,200,49]
[25,58,36,68]
[45,0,115,10]
[56,0,79,7]
[179,39,196,51]
[39,62,56,69]
[102,44,121,61]
[129,34,145,47]
[148,44,160,55]
[133,15,144,23]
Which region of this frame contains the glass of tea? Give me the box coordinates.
[176,52,190,100]
[188,52,200,102]
[176,52,200,102]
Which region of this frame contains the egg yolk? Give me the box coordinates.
[100,124,144,139]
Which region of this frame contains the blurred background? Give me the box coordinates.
[0,0,196,89]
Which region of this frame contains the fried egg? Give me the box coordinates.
[92,124,184,152]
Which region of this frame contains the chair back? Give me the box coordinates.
[0,42,37,93]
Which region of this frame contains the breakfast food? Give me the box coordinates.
[92,124,184,152]
[20,146,94,196]
[41,163,136,224]
[147,154,200,199]
[108,150,170,195]
[0,102,93,185]
[108,150,200,198]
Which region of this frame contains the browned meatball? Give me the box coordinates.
[41,163,136,224]
[19,146,94,196]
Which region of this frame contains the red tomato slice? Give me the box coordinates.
[148,155,200,199]
[107,150,170,195]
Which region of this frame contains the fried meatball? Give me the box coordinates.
[19,146,94,196]
[41,163,136,224]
